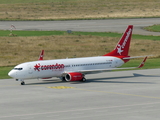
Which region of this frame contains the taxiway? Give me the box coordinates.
[0,18,160,35]
[0,69,160,120]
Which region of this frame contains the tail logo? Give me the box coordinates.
[117,44,123,55]
[116,28,132,55]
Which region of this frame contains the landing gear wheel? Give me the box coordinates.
[81,77,86,82]
[21,81,25,85]
[61,77,67,82]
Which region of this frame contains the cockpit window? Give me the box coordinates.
[14,68,23,70]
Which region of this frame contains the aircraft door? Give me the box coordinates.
[28,64,33,74]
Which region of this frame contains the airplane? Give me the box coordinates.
[8,25,147,85]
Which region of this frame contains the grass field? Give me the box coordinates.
[0,30,160,67]
[1,33,158,80]
[144,24,160,32]
[0,0,160,20]
[0,66,13,79]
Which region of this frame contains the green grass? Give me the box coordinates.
[1,30,121,37]
[1,30,160,41]
[144,24,160,32]
[1,30,65,36]
[0,66,13,79]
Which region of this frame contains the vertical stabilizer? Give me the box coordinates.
[103,25,133,57]
[38,50,44,60]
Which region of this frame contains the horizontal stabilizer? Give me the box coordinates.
[123,55,151,60]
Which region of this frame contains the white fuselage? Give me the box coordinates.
[8,56,124,80]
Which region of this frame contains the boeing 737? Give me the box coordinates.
[8,25,147,85]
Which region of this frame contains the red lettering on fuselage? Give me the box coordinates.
[34,63,64,71]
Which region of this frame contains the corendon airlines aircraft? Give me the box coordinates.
[8,25,147,85]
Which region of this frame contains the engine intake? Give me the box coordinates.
[65,72,83,81]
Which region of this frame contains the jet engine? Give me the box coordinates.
[64,72,84,81]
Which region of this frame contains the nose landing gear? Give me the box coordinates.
[21,81,25,85]
[16,79,25,85]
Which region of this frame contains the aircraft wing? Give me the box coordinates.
[67,56,147,75]
[76,67,137,74]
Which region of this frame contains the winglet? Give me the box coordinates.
[38,50,44,60]
[138,56,147,68]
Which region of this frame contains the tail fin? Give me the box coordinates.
[38,50,44,60]
[103,25,133,57]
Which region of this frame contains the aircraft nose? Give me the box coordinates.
[8,70,16,78]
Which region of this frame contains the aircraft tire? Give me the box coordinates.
[21,81,25,85]
[61,77,67,82]
[81,77,86,82]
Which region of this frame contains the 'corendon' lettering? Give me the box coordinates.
[121,28,132,48]
[34,63,64,71]
[116,28,132,55]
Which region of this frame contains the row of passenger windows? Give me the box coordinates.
[13,62,112,70]
[64,62,112,67]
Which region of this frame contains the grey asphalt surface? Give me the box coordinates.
[0,18,160,35]
[0,69,160,120]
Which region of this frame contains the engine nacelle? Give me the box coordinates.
[64,72,83,81]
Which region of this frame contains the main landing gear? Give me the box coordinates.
[81,77,86,82]
[60,76,87,82]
